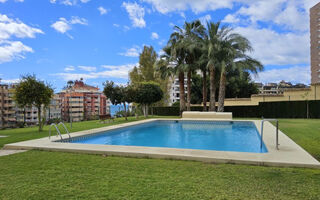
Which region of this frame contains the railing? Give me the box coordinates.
[49,122,71,141]
[58,122,71,139]
[260,119,279,150]
[49,123,63,140]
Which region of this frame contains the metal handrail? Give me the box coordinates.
[58,122,71,139]
[49,123,63,140]
[260,119,279,150]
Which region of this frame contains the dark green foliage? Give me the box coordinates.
[150,107,179,116]
[103,81,136,120]
[171,101,180,107]
[135,82,163,117]
[135,82,163,105]
[103,81,122,106]
[225,71,259,98]
[130,46,169,106]
[14,75,53,131]
[191,71,258,104]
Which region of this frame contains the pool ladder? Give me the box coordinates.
[260,119,279,150]
[49,122,71,142]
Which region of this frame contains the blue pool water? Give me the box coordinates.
[70,120,268,153]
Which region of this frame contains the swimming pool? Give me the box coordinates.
[69,120,268,153]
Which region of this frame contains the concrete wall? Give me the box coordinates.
[194,84,320,107]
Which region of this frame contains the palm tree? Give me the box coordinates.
[216,30,263,112]
[183,21,206,111]
[205,22,222,111]
[195,42,209,111]
[157,42,186,115]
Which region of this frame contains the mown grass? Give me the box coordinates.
[0,150,320,200]
[273,119,320,161]
[0,118,319,199]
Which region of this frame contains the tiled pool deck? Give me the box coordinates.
[4,119,320,168]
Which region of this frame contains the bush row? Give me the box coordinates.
[149,100,320,118]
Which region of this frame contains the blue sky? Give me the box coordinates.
[0,0,318,92]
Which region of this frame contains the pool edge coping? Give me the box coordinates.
[3,118,320,169]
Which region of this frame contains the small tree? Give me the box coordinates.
[103,81,136,121]
[135,82,163,117]
[14,75,53,131]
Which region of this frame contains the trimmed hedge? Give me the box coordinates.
[150,100,320,118]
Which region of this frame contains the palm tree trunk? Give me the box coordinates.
[202,69,207,111]
[218,66,226,112]
[209,65,216,111]
[178,71,186,116]
[187,70,191,111]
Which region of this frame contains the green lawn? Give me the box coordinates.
[0,118,320,199]
[272,119,320,161]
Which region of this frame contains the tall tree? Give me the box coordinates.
[205,22,222,111]
[157,42,186,115]
[139,46,157,81]
[163,26,188,115]
[182,20,206,111]
[14,75,53,131]
[129,45,169,106]
[216,30,263,112]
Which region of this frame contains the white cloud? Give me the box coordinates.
[234,26,309,66]
[0,0,24,2]
[119,46,141,57]
[142,0,234,14]
[151,32,159,40]
[51,16,87,36]
[0,78,20,84]
[51,0,90,6]
[64,65,75,71]
[254,66,311,84]
[69,16,88,25]
[0,14,43,64]
[98,6,108,15]
[0,40,33,64]
[199,14,211,25]
[222,14,240,23]
[122,2,146,28]
[235,0,309,32]
[0,14,44,40]
[53,63,137,80]
[78,65,96,72]
[51,18,70,34]
[113,24,120,27]
[143,0,315,32]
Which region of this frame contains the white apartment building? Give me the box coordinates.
[168,77,188,106]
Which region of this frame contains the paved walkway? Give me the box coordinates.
[0,150,27,157]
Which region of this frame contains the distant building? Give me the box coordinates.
[310,2,320,84]
[46,94,61,120]
[0,84,16,128]
[59,80,110,122]
[168,77,187,106]
[255,81,309,95]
